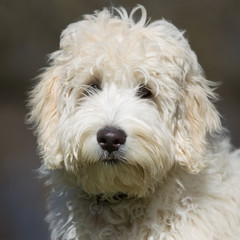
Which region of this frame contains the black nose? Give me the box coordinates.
[97,127,127,153]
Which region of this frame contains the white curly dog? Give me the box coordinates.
[28,5,240,240]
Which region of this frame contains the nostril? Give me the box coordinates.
[113,139,120,145]
[97,127,127,153]
[98,137,107,144]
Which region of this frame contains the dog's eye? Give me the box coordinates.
[90,82,101,90]
[136,85,152,99]
[85,80,102,95]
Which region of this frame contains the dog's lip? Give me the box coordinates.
[100,153,127,165]
[101,158,120,165]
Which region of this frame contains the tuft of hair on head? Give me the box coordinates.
[113,5,149,28]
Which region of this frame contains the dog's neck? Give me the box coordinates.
[88,192,129,227]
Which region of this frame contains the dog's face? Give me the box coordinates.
[28,6,220,197]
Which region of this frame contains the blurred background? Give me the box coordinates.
[0,0,239,239]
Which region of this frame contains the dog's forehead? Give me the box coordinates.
[67,32,170,84]
[59,10,194,89]
[63,17,179,65]
[81,30,160,68]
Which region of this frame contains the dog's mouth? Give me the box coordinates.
[101,158,120,165]
[101,157,127,165]
[99,151,127,165]
[100,153,127,165]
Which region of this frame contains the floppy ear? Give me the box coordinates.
[174,72,221,174]
[27,66,63,169]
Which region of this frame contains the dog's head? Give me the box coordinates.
[28,6,220,197]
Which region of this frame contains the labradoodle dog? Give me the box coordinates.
[27,5,240,240]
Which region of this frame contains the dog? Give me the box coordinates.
[27,5,240,239]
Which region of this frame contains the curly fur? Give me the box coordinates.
[27,5,240,239]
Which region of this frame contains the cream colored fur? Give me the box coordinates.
[27,5,240,240]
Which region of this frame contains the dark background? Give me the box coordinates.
[0,0,239,239]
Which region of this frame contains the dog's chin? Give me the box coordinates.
[77,161,155,197]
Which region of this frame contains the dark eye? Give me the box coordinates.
[85,79,102,95]
[90,82,101,90]
[136,85,152,99]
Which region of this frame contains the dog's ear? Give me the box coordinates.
[27,66,63,169]
[174,72,221,174]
